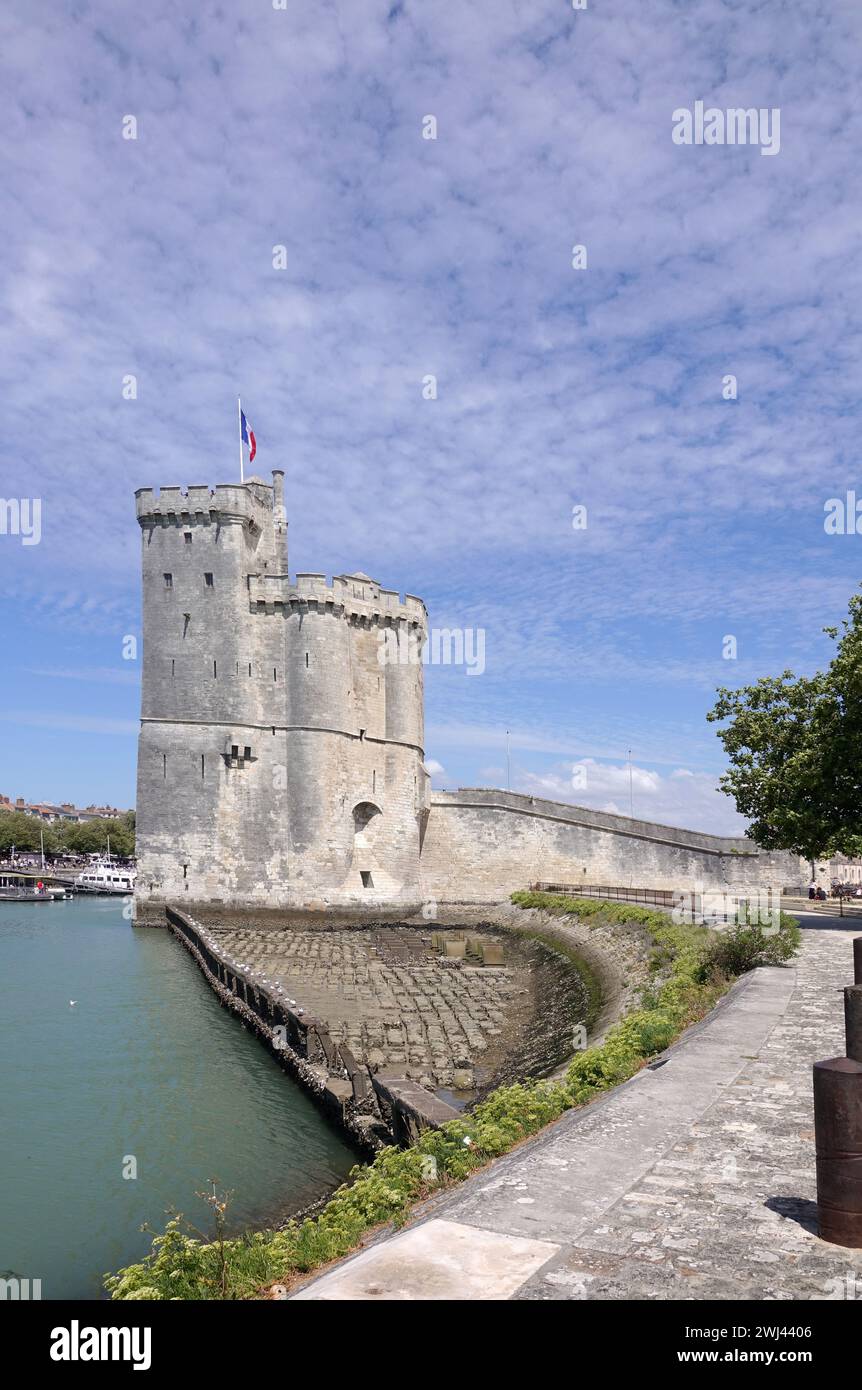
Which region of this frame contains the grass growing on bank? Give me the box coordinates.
[105,896,800,1301]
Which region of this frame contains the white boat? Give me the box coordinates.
[74,859,136,895]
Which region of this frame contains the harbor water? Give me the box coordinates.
[0,897,357,1299]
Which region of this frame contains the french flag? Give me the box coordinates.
[240,408,256,465]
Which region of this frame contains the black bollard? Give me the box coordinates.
[813,1056,862,1247]
[855,936,862,986]
[846,986,862,1064]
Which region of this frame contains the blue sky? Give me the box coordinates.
[1,0,861,832]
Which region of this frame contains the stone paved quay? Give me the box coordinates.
[209,925,530,1090]
[292,914,862,1301]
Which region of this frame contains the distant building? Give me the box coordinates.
[824,854,862,886]
[0,794,126,824]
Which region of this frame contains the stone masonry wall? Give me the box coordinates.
[420,789,801,903]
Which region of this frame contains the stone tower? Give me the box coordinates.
[134,472,429,921]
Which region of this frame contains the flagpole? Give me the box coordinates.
[238,395,244,483]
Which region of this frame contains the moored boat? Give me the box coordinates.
[73,858,136,895]
[0,872,70,902]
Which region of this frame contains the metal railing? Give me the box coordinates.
[531,882,677,908]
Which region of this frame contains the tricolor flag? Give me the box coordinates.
[240,408,256,465]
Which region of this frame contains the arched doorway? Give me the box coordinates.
[351,802,382,888]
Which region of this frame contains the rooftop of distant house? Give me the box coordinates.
[0,794,130,823]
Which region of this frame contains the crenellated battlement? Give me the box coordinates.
[135,477,425,628]
[247,572,427,627]
[135,481,273,527]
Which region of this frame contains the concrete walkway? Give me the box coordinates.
[293,916,862,1300]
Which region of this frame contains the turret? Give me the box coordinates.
[272,469,288,573]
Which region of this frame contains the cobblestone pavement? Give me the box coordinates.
[211,925,529,1089]
[294,916,862,1301]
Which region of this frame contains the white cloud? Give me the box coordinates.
[517,758,747,836]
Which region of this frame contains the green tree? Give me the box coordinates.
[708,590,862,861]
[0,811,59,855]
[55,817,135,858]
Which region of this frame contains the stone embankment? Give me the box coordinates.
[434,901,655,1047]
[206,922,530,1092]
[166,907,386,1150]
[162,902,644,1149]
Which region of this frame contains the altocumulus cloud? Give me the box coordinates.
[1,1,860,822]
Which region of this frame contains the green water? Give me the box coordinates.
[0,898,357,1299]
